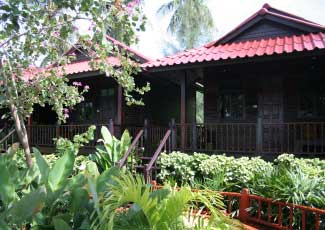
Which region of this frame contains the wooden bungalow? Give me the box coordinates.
[27,35,157,152]
[142,4,325,158]
[10,4,325,159]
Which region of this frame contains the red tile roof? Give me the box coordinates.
[23,57,120,81]
[142,4,325,69]
[25,35,148,79]
[142,32,325,69]
[59,57,120,75]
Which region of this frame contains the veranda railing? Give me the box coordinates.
[28,120,170,150]
[173,122,325,155]
[28,121,325,155]
[151,183,325,230]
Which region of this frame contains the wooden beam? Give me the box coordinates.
[181,72,186,150]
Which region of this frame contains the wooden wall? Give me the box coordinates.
[230,20,304,43]
[204,67,259,123]
[203,56,325,124]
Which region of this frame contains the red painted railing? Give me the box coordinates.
[151,183,325,230]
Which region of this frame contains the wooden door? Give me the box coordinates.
[259,79,284,152]
[97,87,116,123]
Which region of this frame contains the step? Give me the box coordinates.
[139,156,153,160]
[135,165,160,170]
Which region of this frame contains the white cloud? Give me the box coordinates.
[134,0,325,59]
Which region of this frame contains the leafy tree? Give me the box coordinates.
[0,0,149,167]
[158,0,215,52]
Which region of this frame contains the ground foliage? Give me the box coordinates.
[0,128,240,229]
[158,152,325,209]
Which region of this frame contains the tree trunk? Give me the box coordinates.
[1,59,33,168]
[9,103,33,168]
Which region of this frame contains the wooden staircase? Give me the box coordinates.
[0,127,16,153]
[118,129,172,182]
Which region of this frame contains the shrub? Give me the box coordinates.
[158,152,272,191]
[43,154,90,175]
[274,153,325,177]
[158,152,325,208]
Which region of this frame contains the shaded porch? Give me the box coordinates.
[28,55,325,158]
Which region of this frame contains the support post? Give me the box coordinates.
[56,123,60,146]
[191,121,197,150]
[181,73,186,150]
[239,188,250,223]
[27,117,32,146]
[117,85,123,126]
[144,119,148,155]
[170,118,176,151]
[256,116,263,154]
[108,119,114,136]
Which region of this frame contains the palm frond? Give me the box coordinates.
[93,172,241,230]
[157,0,178,16]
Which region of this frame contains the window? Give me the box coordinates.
[219,92,245,120]
[100,88,115,97]
[299,94,315,117]
[318,93,325,116]
[79,102,93,121]
[298,93,325,118]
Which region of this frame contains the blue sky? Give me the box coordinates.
[134,0,325,59]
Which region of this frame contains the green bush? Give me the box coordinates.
[43,154,90,175]
[158,152,272,190]
[158,152,325,209]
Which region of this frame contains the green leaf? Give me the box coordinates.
[66,173,87,190]
[85,161,100,179]
[70,187,89,213]
[0,160,16,205]
[149,188,170,202]
[0,218,9,230]
[101,126,112,145]
[53,218,72,230]
[10,187,46,224]
[120,130,131,155]
[48,151,75,192]
[33,148,49,183]
[96,167,120,194]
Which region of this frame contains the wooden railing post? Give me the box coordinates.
[56,124,60,140]
[170,118,176,151]
[151,180,157,191]
[27,117,32,146]
[108,119,114,136]
[256,117,263,154]
[144,119,148,152]
[192,121,197,151]
[239,188,250,223]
